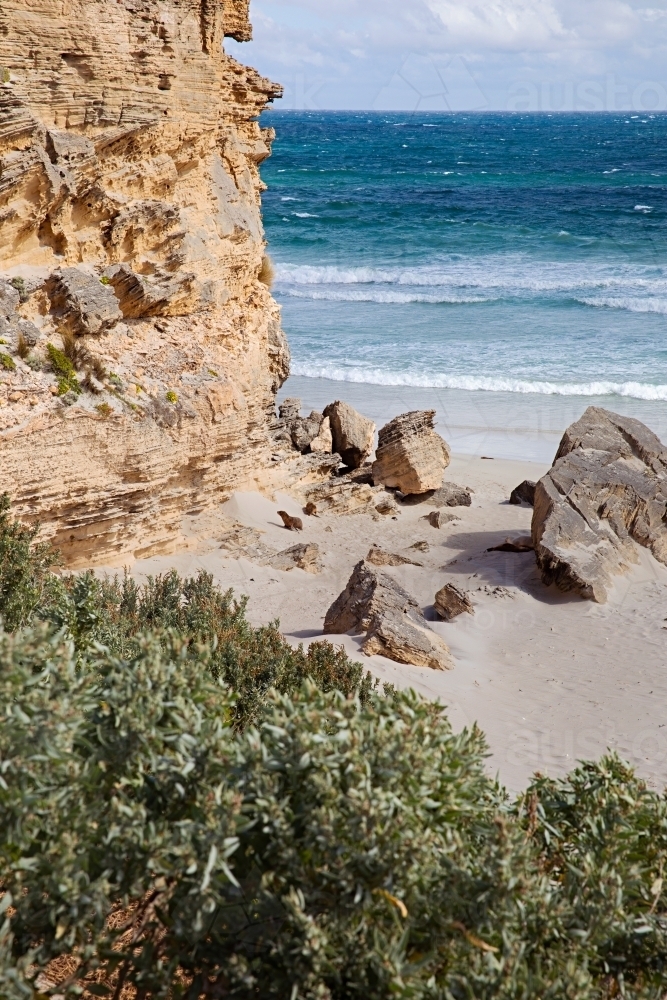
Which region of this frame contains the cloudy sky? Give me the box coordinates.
[226,0,667,112]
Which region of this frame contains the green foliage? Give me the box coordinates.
[99,275,111,285]
[0,68,10,85]
[0,494,60,631]
[46,343,81,396]
[8,278,27,303]
[0,353,15,372]
[0,501,667,998]
[165,390,178,403]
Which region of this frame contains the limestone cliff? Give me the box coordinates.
[0,0,305,565]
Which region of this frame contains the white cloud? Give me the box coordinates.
[228,0,667,110]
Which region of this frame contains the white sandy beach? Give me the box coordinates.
[103,393,667,794]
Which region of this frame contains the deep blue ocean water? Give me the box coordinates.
[261,111,667,400]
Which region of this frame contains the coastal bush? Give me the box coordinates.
[1,498,667,998]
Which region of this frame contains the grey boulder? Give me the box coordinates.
[532,406,667,602]
[47,268,121,336]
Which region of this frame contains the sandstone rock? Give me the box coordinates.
[434,583,474,621]
[323,400,375,468]
[269,542,321,574]
[373,410,450,495]
[297,476,381,516]
[366,546,422,567]
[509,480,536,506]
[411,540,430,553]
[422,510,460,529]
[309,416,333,454]
[279,398,302,422]
[290,411,324,453]
[401,481,472,507]
[532,407,667,602]
[47,269,122,336]
[324,560,454,670]
[375,496,400,516]
[0,0,298,568]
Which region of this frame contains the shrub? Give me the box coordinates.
[0,494,60,631]
[95,402,113,418]
[0,353,16,371]
[46,343,81,396]
[166,390,178,403]
[99,275,111,285]
[9,276,28,303]
[15,333,29,360]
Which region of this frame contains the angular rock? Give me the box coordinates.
[366,546,422,567]
[323,400,375,469]
[47,268,122,336]
[434,583,474,621]
[401,481,472,507]
[279,397,302,422]
[532,407,667,602]
[411,540,430,553]
[509,480,536,506]
[291,411,324,453]
[422,510,460,529]
[375,495,400,516]
[324,560,453,670]
[102,263,194,318]
[269,542,321,574]
[373,410,450,495]
[309,415,333,454]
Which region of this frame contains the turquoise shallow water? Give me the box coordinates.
[262,111,667,402]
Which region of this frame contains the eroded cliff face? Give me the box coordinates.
[0,0,307,566]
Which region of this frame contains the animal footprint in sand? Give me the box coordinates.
[278,510,303,531]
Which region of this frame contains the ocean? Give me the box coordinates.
[262,111,667,460]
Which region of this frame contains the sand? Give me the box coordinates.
[107,444,667,795]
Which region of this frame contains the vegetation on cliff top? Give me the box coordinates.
[1,496,667,999]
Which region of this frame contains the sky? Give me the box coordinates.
[225,0,667,112]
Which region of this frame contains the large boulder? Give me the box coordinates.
[434,583,474,622]
[324,560,454,670]
[372,410,450,495]
[47,268,122,336]
[323,400,375,469]
[532,407,667,602]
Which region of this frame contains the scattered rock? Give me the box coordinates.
[373,410,450,495]
[219,525,275,562]
[323,400,375,469]
[487,535,534,553]
[47,268,122,336]
[401,481,472,507]
[375,496,399,516]
[309,415,333,454]
[509,480,536,506]
[434,583,474,621]
[324,560,454,670]
[411,540,430,553]
[533,407,667,602]
[421,510,460,529]
[291,411,325,453]
[366,546,422,567]
[277,510,303,532]
[298,476,380,516]
[303,502,319,517]
[279,397,302,422]
[269,542,321,574]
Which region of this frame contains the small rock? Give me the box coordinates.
[401,481,472,507]
[324,560,453,670]
[323,400,375,469]
[434,583,474,621]
[421,510,459,529]
[373,410,450,495]
[277,510,303,531]
[509,480,536,506]
[269,542,322,574]
[47,267,121,336]
[411,540,430,552]
[309,415,333,454]
[8,392,22,403]
[279,397,302,422]
[375,496,399,516]
[366,546,422,567]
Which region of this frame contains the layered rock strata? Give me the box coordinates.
[324,560,454,671]
[532,407,667,602]
[373,410,450,495]
[0,0,299,565]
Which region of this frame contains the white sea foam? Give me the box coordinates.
[577,296,667,315]
[290,363,667,401]
[280,288,492,305]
